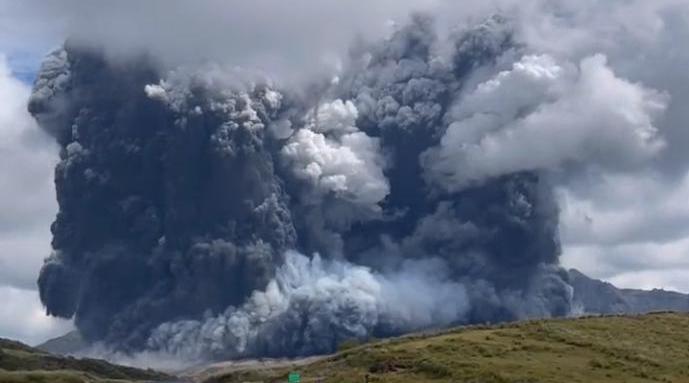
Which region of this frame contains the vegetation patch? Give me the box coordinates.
[207,312,689,383]
[0,339,171,383]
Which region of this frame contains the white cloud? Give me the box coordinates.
[608,269,689,293]
[424,54,666,191]
[560,171,689,247]
[560,169,689,293]
[282,100,389,211]
[0,55,57,286]
[0,55,69,344]
[564,243,689,294]
[0,0,447,86]
[0,286,73,346]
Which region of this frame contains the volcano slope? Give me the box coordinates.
[198,312,689,383]
[0,338,172,383]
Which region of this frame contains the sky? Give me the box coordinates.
[1,0,689,345]
[0,54,73,344]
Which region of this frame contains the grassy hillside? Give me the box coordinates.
[205,312,689,383]
[0,338,173,383]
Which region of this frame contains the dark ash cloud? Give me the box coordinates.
[18,0,689,363]
[29,17,587,360]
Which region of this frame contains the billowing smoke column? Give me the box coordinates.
[29,15,664,361]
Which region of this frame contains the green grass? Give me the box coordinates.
[207,312,689,383]
[0,369,126,383]
[0,338,172,383]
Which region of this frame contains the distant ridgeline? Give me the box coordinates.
[568,269,689,314]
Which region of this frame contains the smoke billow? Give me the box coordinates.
[147,251,468,360]
[29,14,665,361]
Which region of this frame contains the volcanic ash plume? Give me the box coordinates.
[29,15,665,360]
[147,251,468,360]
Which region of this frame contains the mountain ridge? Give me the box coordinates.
[0,337,172,383]
[569,269,689,314]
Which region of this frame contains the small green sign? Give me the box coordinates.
[288,372,301,383]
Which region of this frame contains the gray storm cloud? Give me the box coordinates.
[25,2,673,361]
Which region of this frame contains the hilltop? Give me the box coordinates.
[37,330,88,355]
[0,338,173,383]
[569,270,689,314]
[199,312,689,383]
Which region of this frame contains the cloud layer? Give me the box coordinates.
[423,54,667,191]
[282,100,390,213]
[0,55,73,344]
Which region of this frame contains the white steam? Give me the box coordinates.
[282,100,389,211]
[424,54,667,191]
[147,251,468,361]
